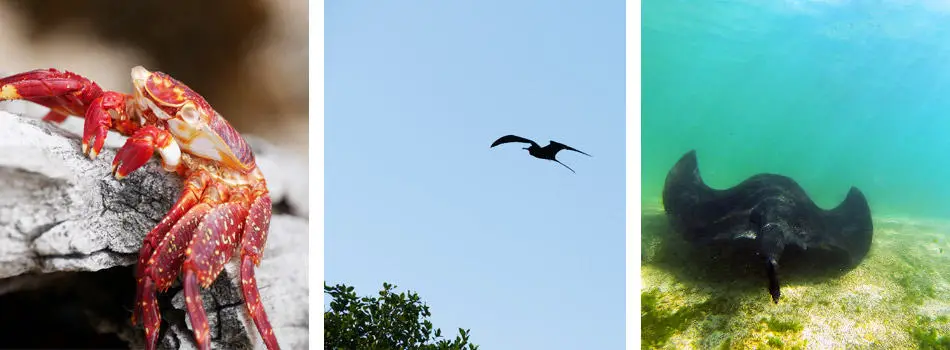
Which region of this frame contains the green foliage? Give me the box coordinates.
[324,282,478,350]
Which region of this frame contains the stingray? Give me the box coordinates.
[661,150,873,303]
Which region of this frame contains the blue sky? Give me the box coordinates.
[325,1,625,349]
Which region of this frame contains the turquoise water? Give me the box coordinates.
[643,0,950,220]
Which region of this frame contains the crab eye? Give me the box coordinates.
[131,66,150,83]
[180,104,200,124]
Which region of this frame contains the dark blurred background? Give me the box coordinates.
[0,0,308,154]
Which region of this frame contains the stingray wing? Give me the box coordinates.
[491,135,538,148]
[817,186,874,267]
[661,150,729,242]
[661,150,873,304]
[549,141,591,157]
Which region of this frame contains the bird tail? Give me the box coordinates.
[554,160,576,173]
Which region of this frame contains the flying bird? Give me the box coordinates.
[490,134,591,173]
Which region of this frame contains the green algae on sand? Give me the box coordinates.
[641,207,950,349]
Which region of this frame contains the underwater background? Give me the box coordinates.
[643,0,950,220]
[642,0,950,348]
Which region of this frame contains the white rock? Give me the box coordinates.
[0,112,308,349]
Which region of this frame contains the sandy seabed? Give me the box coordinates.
[640,205,950,349]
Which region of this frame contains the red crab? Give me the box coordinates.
[0,66,279,350]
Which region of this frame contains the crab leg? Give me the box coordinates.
[0,69,140,158]
[181,200,249,350]
[139,201,212,350]
[139,186,239,350]
[42,111,69,124]
[132,172,211,327]
[0,68,103,117]
[239,192,279,350]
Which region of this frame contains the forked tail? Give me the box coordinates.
[554,160,576,173]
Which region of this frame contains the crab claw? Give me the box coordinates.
[83,113,110,159]
[112,138,154,179]
[112,126,180,179]
[82,91,129,159]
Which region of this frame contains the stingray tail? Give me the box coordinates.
[766,258,781,304]
[752,202,787,304]
[826,187,874,266]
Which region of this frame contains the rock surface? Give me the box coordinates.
[0,111,308,349]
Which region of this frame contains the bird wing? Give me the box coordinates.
[549,141,591,157]
[491,135,538,148]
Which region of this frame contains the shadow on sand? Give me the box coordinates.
[640,209,863,348]
[642,210,857,299]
